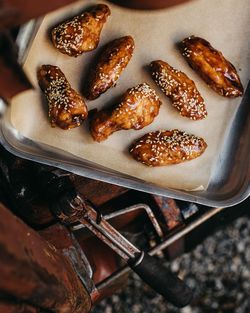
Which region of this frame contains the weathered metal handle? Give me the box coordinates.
[129,252,193,308]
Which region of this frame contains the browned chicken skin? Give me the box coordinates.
[150,60,207,120]
[51,4,111,57]
[38,65,88,129]
[90,83,161,142]
[85,36,135,100]
[130,129,207,167]
[179,36,244,97]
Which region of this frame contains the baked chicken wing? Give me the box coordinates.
[51,4,111,57]
[129,129,207,166]
[38,64,88,129]
[179,36,244,97]
[85,36,135,100]
[150,60,207,120]
[90,83,161,142]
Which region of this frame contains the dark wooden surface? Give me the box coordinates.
[0,202,91,313]
[0,33,32,101]
[0,301,41,313]
[0,0,76,30]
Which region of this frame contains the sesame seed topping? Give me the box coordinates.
[88,37,134,97]
[52,15,84,56]
[130,129,206,166]
[151,61,207,120]
[128,83,160,100]
[41,67,86,128]
[112,82,160,128]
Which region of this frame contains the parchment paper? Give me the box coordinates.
[10,0,250,191]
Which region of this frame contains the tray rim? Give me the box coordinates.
[1,114,249,208]
[0,15,249,208]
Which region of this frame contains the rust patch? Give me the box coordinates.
[153,196,183,230]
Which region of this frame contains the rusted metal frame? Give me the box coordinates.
[39,222,96,298]
[0,202,91,313]
[96,207,224,292]
[66,231,94,279]
[152,196,183,231]
[72,203,164,238]
[73,176,128,207]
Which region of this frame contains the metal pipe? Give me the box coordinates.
[81,216,138,260]
[149,206,224,255]
[105,204,164,238]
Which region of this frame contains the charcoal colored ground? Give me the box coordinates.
[92,216,250,313]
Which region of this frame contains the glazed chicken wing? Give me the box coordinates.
[150,60,207,120]
[179,36,244,97]
[38,65,88,130]
[85,36,135,100]
[90,83,161,142]
[51,4,111,57]
[130,129,207,167]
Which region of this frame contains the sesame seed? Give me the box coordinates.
[52,15,85,56]
[151,61,207,120]
[130,129,206,166]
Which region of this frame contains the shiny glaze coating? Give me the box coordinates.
[150,60,207,120]
[179,36,244,97]
[129,129,207,166]
[90,83,161,142]
[85,36,135,100]
[38,65,88,129]
[51,4,111,57]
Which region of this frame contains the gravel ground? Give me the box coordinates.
[92,216,250,313]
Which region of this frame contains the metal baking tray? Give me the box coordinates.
[0,19,249,208]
